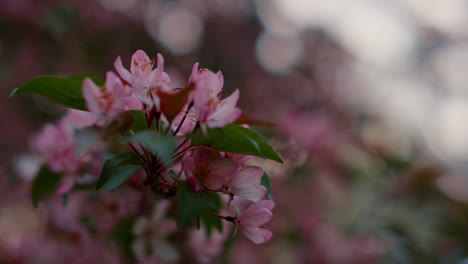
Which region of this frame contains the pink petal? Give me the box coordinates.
[56,175,75,194]
[133,86,154,106]
[207,108,241,128]
[156,53,165,70]
[130,50,152,76]
[82,78,102,117]
[216,71,224,95]
[114,56,132,83]
[210,158,238,177]
[105,71,127,101]
[193,147,222,163]
[205,158,238,190]
[219,89,240,110]
[188,62,200,84]
[182,155,197,178]
[225,153,254,164]
[247,200,275,211]
[104,71,128,121]
[240,226,273,244]
[204,70,223,97]
[148,53,172,92]
[191,69,224,122]
[207,89,241,127]
[229,167,266,201]
[230,167,263,186]
[60,109,97,129]
[232,185,266,202]
[125,92,143,111]
[240,207,273,226]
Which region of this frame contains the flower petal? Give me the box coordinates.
[82,78,102,117]
[240,226,273,244]
[240,207,273,226]
[205,158,238,189]
[207,89,241,127]
[114,56,132,83]
[230,166,266,201]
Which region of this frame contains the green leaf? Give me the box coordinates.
[191,124,283,163]
[126,110,147,132]
[67,74,104,86]
[31,165,63,208]
[261,172,274,201]
[176,180,222,232]
[110,217,136,261]
[124,130,177,166]
[200,191,223,236]
[102,165,139,191]
[96,153,140,190]
[11,74,103,110]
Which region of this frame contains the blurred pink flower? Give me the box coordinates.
[237,200,274,244]
[188,63,241,127]
[132,201,178,262]
[187,226,227,264]
[33,123,81,176]
[280,110,342,158]
[59,109,97,129]
[114,50,172,109]
[309,223,384,264]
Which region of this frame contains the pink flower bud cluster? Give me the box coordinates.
[29,50,276,248]
[83,49,241,128]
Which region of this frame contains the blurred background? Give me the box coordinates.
[3,0,468,263]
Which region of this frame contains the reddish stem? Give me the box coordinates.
[173,102,193,136]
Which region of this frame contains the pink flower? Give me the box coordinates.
[83,71,136,125]
[182,147,238,190]
[188,63,241,128]
[236,200,275,244]
[33,124,81,175]
[227,166,266,202]
[114,50,173,109]
[59,109,97,130]
[280,110,342,158]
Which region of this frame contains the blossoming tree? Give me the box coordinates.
[10,50,282,262]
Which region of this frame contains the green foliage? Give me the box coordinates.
[124,130,177,166]
[176,180,223,235]
[126,110,147,133]
[110,217,136,262]
[191,124,283,163]
[102,165,139,191]
[11,74,103,110]
[31,165,63,208]
[96,153,140,191]
[261,171,274,201]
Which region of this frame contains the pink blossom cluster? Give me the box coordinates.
[83,50,241,129]
[29,49,276,253]
[33,109,99,193]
